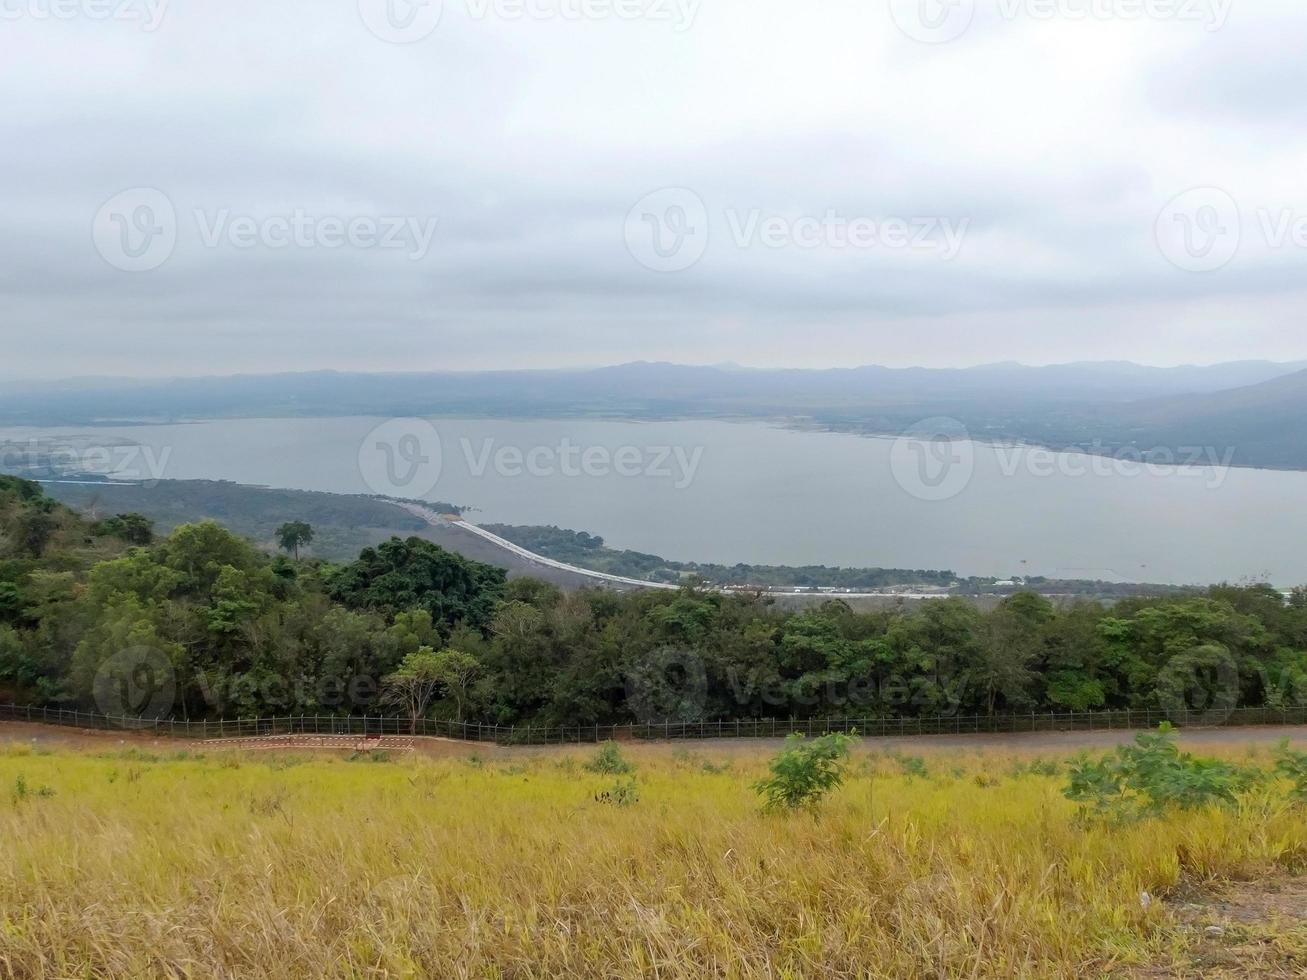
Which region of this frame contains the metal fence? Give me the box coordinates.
[3,702,1306,746]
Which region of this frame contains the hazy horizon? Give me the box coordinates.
[7,356,1307,386]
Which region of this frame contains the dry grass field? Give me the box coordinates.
[1,734,1305,978]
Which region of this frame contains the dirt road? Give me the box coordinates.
[3,720,1304,758]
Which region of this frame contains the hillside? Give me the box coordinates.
[1086,369,1307,469]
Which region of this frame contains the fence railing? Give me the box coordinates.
[3,703,1307,746]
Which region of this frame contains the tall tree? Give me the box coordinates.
[381,647,444,733]
[276,521,315,560]
[329,537,507,635]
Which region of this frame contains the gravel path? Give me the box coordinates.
[4,720,1304,757]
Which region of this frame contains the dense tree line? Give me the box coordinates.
[483,523,960,588]
[1,476,1305,725]
[484,523,1194,596]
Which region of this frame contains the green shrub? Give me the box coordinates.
[891,752,928,779]
[1011,758,1060,778]
[755,732,855,813]
[1273,740,1307,802]
[11,773,55,803]
[584,742,634,775]
[1064,723,1261,820]
[594,777,640,807]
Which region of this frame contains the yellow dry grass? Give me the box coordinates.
[0,738,1304,978]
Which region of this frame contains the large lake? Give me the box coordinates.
[3,416,1305,586]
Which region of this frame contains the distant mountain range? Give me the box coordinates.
[5,359,1307,470]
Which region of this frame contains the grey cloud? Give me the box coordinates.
[1,0,1307,376]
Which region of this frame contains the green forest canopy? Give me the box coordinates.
[1,475,1305,725]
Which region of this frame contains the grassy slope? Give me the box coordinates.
[41,479,633,587]
[41,480,455,562]
[1,739,1304,977]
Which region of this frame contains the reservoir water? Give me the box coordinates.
[3,417,1304,586]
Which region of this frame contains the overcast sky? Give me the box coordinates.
[2,0,1306,378]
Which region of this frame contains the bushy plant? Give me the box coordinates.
[1010,758,1060,778]
[1273,740,1307,802]
[11,773,55,803]
[755,732,854,813]
[892,753,929,779]
[1064,723,1261,819]
[584,741,634,775]
[594,778,640,807]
